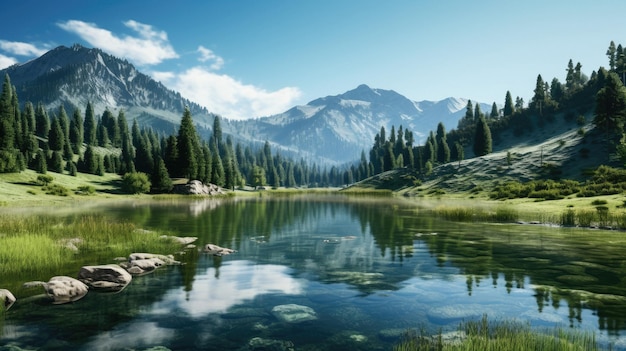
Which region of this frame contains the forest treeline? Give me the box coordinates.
[367,40,626,179]
[0,75,361,192]
[2,41,626,193]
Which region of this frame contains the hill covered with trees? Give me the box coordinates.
[0,73,363,192]
[356,40,626,198]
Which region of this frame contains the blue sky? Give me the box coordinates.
[0,0,624,120]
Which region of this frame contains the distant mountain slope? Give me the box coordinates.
[0,44,216,132]
[232,84,491,163]
[1,45,492,164]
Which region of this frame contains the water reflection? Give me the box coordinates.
[155,260,303,318]
[3,196,626,350]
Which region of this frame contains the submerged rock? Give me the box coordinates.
[23,276,88,304]
[160,235,198,245]
[271,304,317,323]
[0,288,16,310]
[78,264,132,292]
[204,244,236,256]
[245,337,294,351]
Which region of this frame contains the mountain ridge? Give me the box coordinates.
[0,45,492,164]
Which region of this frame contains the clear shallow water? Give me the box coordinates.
[2,195,626,350]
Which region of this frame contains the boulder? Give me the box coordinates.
[204,244,236,256]
[174,180,225,195]
[129,253,179,264]
[120,253,180,275]
[271,304,317,323]
[160,235,198,245]
[23,276,88,304]
[78,264,132,292]
[0,288,16,310]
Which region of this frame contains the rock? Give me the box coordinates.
[174,180,225,195]
[78,264,132,292]
[0,288,16,310]
[271,304,317,323]
[58,237,83,251]
[204,244,236,256]
[128,253,179,264]
[23,276,88,304]
[246,337,294,351]
[160,235,198,245]
[378,328,409,342]
[120,253,180,275]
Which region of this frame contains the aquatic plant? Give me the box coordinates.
[432,206,518,223]
[394,316,609,351]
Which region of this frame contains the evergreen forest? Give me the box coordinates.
[2,41,626,194]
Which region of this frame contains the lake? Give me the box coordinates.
[2,195,626,350]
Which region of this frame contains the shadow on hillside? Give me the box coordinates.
[11,181,38,186]
[93,179,125,195]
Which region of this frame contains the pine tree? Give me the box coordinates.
[565,59,576,92]
[96,118,110,147]
[84,101,97,145]
[82,145,99,174]
[490,102,499,119]
[435,122,450,163]
[10,86,22,151]
[69,108,84,154]
[151,157,173,193]
[21,102,37,161]
[35,102,50,139]
[474,103,483,121]
[213,115,223,151]
[532,74,546,114]
[473,116,492,156]
[595,72,626,148]
[550,78,565,103]
[34,149,47,174]
[177,108,200,179]
[0,74,15,151]
[48,117,65,151]
[49,151,63,173]
[607,40,617,71]
[101,109,120,147]
[252,166,266,188]
[504,91,514,116]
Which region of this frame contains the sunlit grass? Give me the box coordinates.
[0,214,183,293]
[394,316,609,351]
[339,188,394,196]
[432,205,519,223]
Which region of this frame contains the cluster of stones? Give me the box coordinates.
[174,180,225,195]
[0,237,236,308]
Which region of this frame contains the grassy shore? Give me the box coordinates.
[394,316,610,351]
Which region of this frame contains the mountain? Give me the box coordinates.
[231,84,492,163]
[0,44,217,133]
[0,45,492,164]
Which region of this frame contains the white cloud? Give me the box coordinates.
[57,19,178,65]
[0,40,48,57]
[197,45,224,70]
[155,66,302,120]
[0,53,17,69]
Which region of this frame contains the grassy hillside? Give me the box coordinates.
[0,169,129,207]
[350,111,623,205]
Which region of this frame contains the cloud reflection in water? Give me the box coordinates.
[153,260,304,318]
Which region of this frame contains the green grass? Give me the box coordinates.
[394,316,609,351]
[0,214,183,294]
[432,205,519,223]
